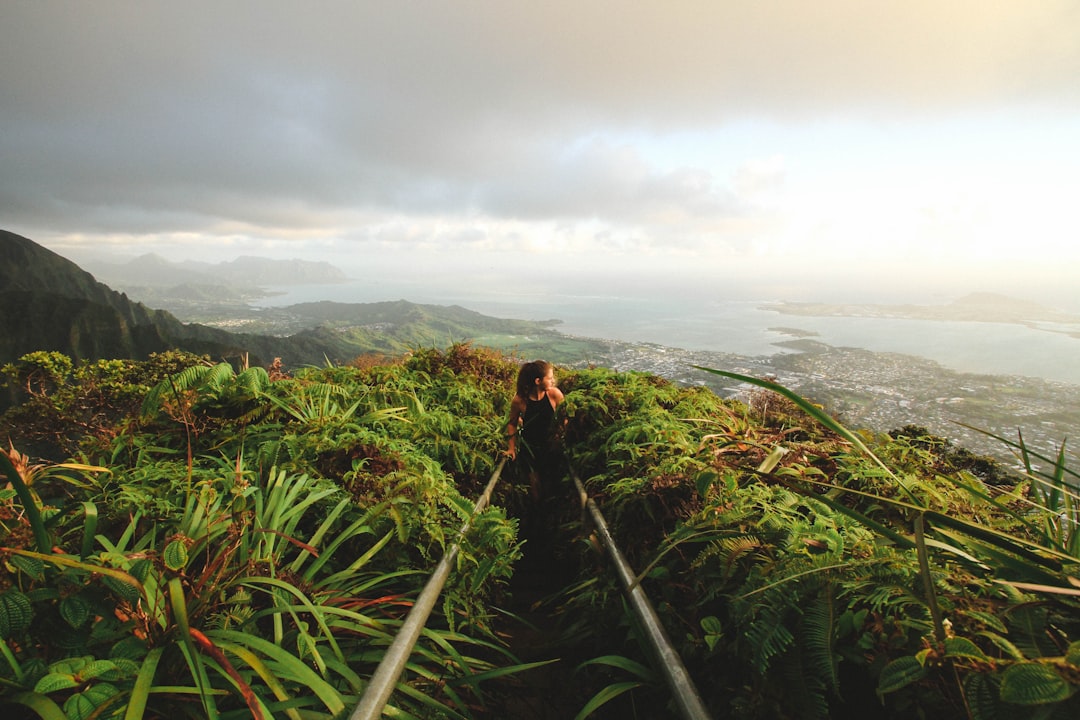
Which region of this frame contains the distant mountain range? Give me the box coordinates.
[0,229,555,372]
[83,251,348,289]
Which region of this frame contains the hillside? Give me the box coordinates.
[0,230,567,371]
[0,230,246,363]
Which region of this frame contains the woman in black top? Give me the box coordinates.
[506,360,565,503]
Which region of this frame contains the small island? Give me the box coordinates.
[760,292,1080,339]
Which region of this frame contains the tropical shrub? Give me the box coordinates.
[1,350,206,461]
[1,345,526,719]
[550,366,1079,719]
[3,346,1077,720]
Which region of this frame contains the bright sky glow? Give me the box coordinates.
[2,1,1078,306]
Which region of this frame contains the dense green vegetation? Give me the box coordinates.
[1,345,1077,719]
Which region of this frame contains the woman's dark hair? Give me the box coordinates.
[515,360,552,400]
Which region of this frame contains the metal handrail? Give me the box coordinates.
[348,457,507,720]
[571,467,713,720]
[349,455,711,719]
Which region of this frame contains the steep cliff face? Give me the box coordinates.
[0,230,299,366]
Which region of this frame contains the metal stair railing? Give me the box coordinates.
[571,466,713,720]
[349,455,711,719]
[348,457,507,720]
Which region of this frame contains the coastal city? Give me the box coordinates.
[573,335,1078,469]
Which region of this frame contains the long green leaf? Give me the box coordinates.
[303,502,393,581]
[995,579,1080,597]
[764,472,916,548]
[3,691,67,720]
[0,452,50,553]
[314,529,397,588]
[574,681,643,720]
[78,501,98,560]
[451,658,560,686]
[956,423,1078,484]
[210,629,346,715]
[239,575,343,666]
[124,647,163,720]
[7,550,144,597]
[777,471,1075,568]
[576,654,656,681]
[391,679,470,720]
[287,496,352,574]
[168,578,219,720]
[693,367,896,477]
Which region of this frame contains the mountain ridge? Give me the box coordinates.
[83,251,348,290]
[0,229,563,372]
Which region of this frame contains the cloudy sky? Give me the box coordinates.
[2,2,1078,304]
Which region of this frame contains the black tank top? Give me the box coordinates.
[521,394,556,451]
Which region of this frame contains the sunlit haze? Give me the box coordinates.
[2,2,1078,310]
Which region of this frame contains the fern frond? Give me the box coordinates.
[202,362,237,392]
[686,537,762,594]
[141,364,210,416]
[800,585,840,697]
[235,366,271,395]
[777,645,830,720]
[745,601,796,674]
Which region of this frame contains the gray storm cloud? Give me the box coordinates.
[1,1,1077,243]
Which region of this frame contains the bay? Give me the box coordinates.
[255,280,1080,386]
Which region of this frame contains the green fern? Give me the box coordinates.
[776,644,830,720]
[744,599,796,674]
[800,586,841,698]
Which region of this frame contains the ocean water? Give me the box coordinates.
[255,280,1080,386]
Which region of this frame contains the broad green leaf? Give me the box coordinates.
[701,616,723,634]
[999,663,1070,705]
[963,610,1008,634]
[59,594,91,629]
[64,691,97,720]
[9,553,45,580]
[944,637,989,662]
[695,470,718,497]
[34,672,79,694]
[877,656,927,695]
[1066,640,1080,667]
[976,631,1026,661]
[0,590,33,639]
[103,574,142,602]
[48,657,88,675]
[163,539,189,571]
[79,659,121,681]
